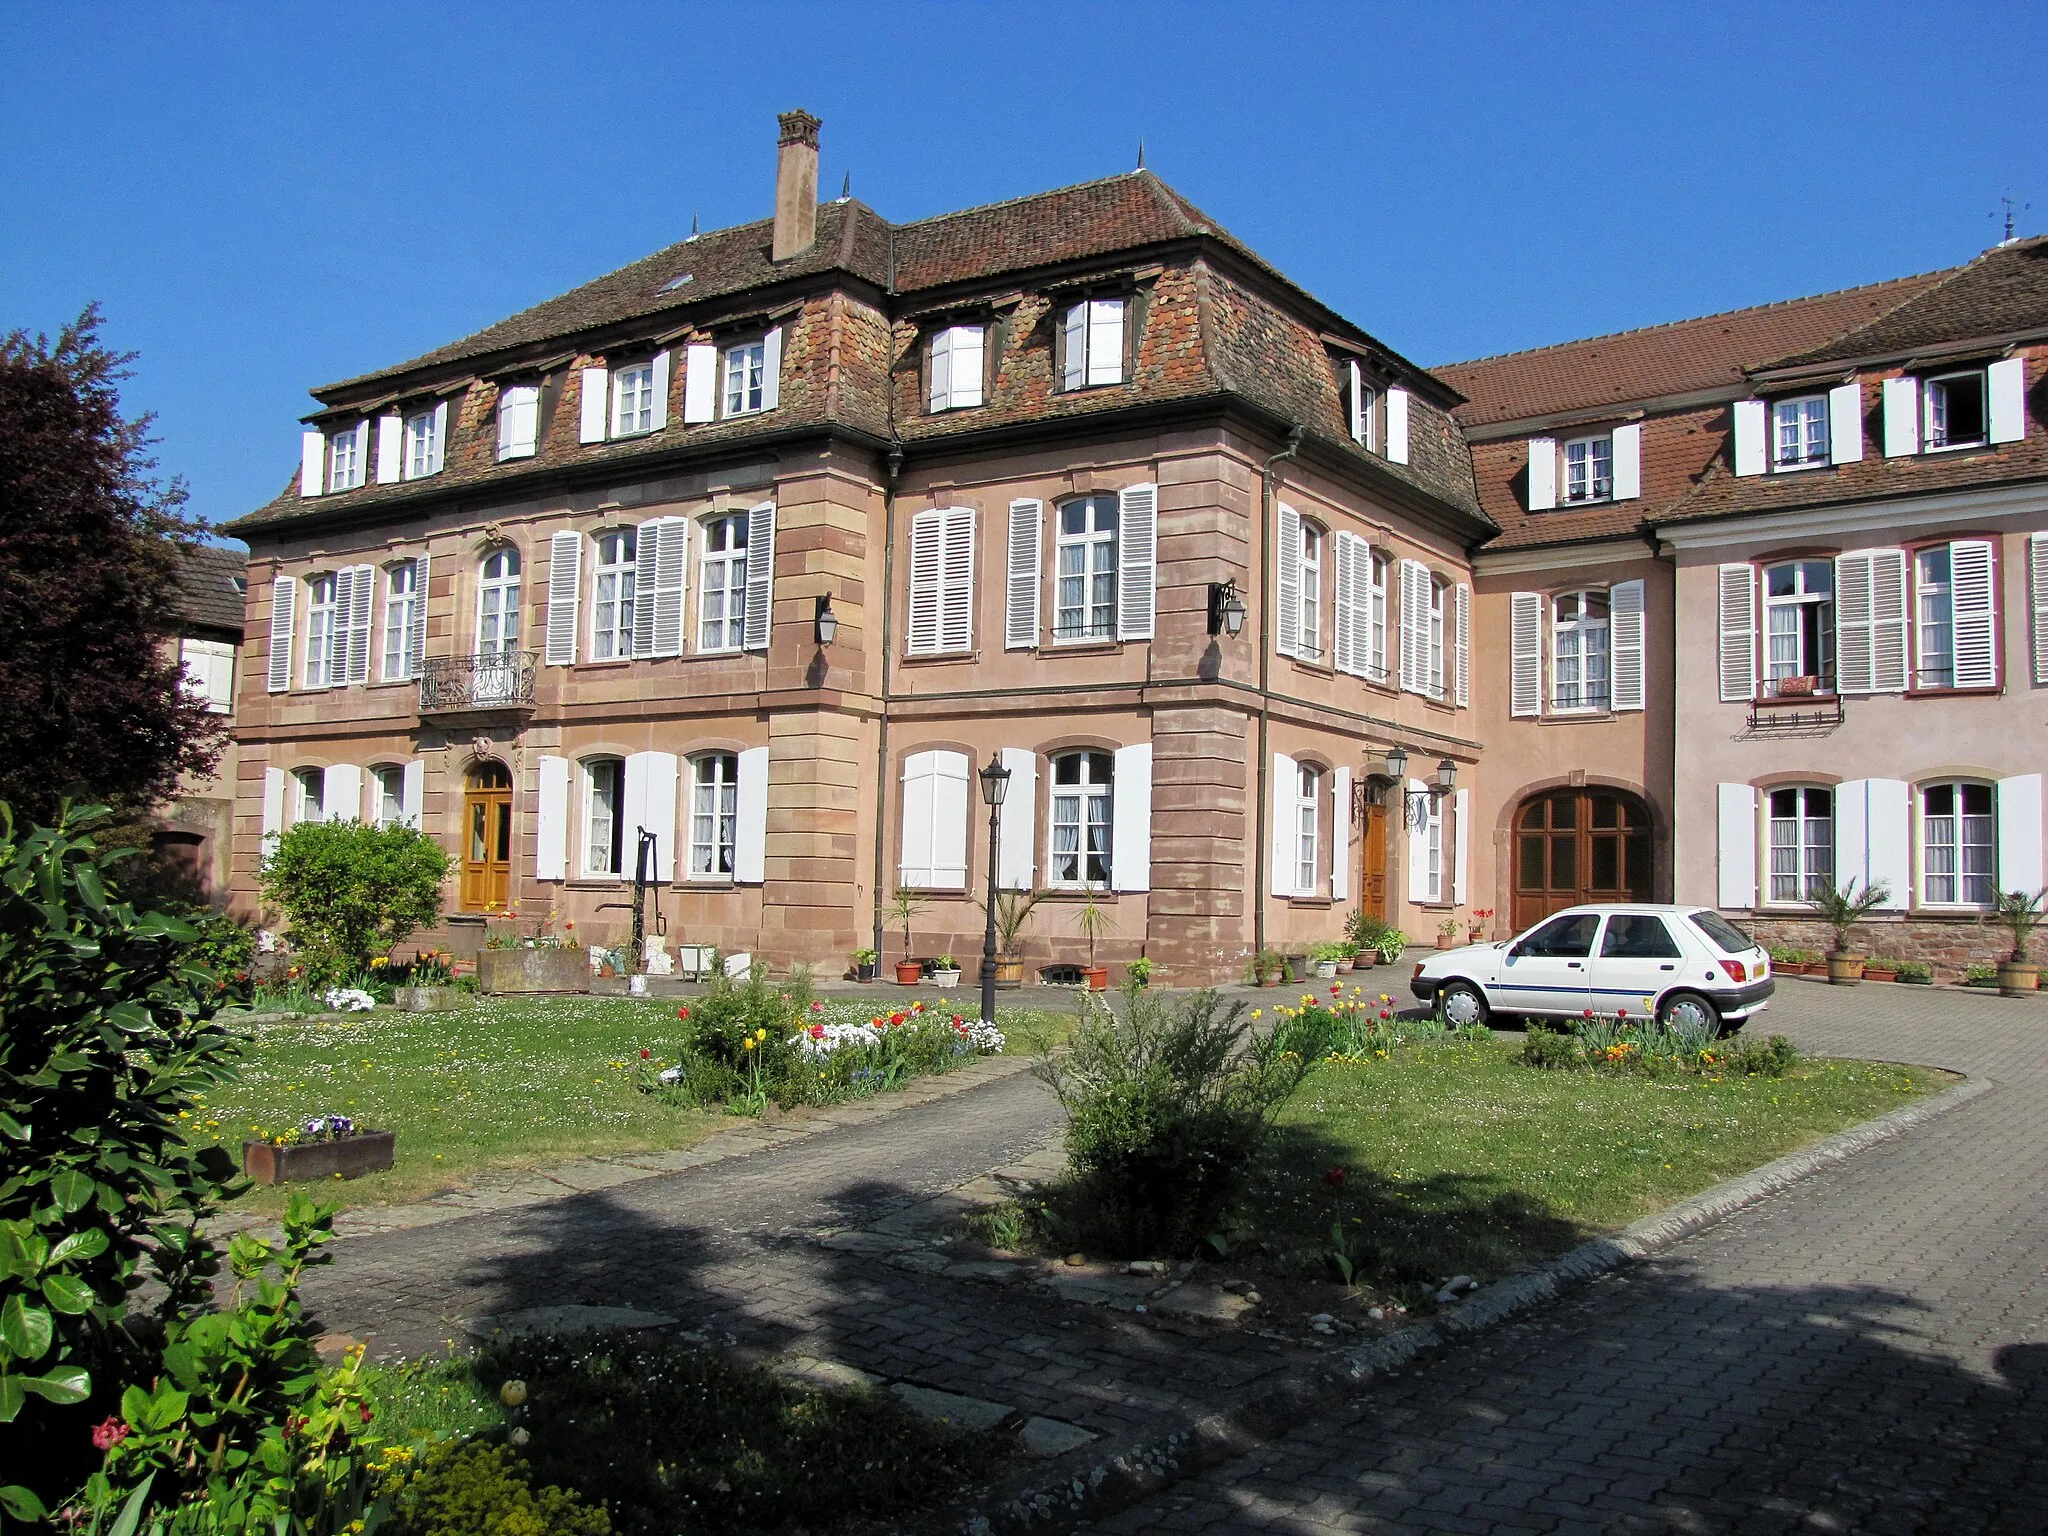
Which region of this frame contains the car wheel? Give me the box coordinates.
[1438,980,1489,1030]
[1658,991,1718,1035]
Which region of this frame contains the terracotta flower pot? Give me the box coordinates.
[244,1131,395,1186]
[1826,953,1866,986]
[895,961,925,985]
[1862,967,1898,983]
[1083,965,1110,991]
[1998,961,2040,996]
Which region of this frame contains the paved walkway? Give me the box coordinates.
[1084,981,2048,1535]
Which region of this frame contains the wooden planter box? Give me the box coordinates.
[477,947,589,995]
[985,956,1025,989]
[395,986,461,1013]
[244,1131,395,1185]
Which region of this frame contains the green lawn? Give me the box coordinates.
[202,993,1075,1218]
[1244,1037,1944,1292]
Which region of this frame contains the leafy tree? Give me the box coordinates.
[260,820,452,974]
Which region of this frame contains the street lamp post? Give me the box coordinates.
[977,753,1012,1031]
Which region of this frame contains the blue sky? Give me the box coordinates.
[4,2,2041,537]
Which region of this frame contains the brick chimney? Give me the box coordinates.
[772,110,821,262]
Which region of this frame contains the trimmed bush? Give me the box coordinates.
[386,1442,609,1536]
[260,818,451,977]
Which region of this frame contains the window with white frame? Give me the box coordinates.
[1767,787,1833,904]
[304,574,337,688]
[179,638,235,713]
[371,765,406,829]
[1343,362,1380,452]
[1922,781,1995,906]
[591,530,637,660]
[928,324,986,411]
[1049,751,1113,888]
[1427,577,1447,698]
[689,753,739,878]
[611,363,656,436]
[1916,544,1954,689]
[584,757,626,876]
[1924,370,1987,450]
[327,429,363,492]
[1368,551,1389,680]
[1772,395,1829,470]
[1054,494,1118,640]
[405,408,442,478]
[1562,434,1613,503]
[1912,540,1999,690]
[723,340,767,417]
[476,549,521,659]
[698,515,748,651]
[1421,789,1443,903]
[1552,590,1610,710]
[1294,762,1322,894]
[1298,523,1323,661]
[382,562,419,681]
[1764,559,1834,694]
[292,767,325,824]
[1061,298,1125,390]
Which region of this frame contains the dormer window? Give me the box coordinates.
[1060,298,1125,390]
[1772,395,1828,469]
[1341,360,1380,451]
[1925,369,1987,450]
[612,362,658,436]
[928,324,986,411]
[404,403,446,479]
[327,425,365,492]
[724,340,768,417]
[1562,434,1613,503]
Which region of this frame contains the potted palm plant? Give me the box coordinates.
[976,888,1046,989]
[1806,877,1891,984]
[1074,888,1112,989]
[1993,887,2045,995]
[888,888,929,985]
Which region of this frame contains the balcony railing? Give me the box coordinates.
[419,651,537,715]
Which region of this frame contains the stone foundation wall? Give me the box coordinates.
[1749,916,2017,981]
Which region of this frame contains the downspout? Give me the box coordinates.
[871,437,903,964]
[1253,423,1306,963]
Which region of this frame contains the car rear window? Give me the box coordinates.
[1688,912,1758,955]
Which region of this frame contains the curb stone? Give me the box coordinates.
[909,1070,1994,1536]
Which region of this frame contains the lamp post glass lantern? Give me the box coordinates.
[978,755,1011,1029]
[814,594,838,646]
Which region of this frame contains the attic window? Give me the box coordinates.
[231,576,248,597]
[661,272,694,293]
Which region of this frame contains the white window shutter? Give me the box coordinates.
[1385,387,1410,464]
[498,385,539,460]
[1835,551,1876,694]
[1269,752,1299,898]
[1333,532,1360,676]
[907,509,943,655]
[1509,590,1542,716]
[535,755,569,880]
[632,520,662,657]
[1453,786,1470,906]
[1950,539,1999,688]
[735,745,769,884]
[1609,578,1646,711]
[345,564,373,684]
[951,325,985,408]
[1866,779,1911,909]
[2032,534,2048,686]
[579,367,609,443]
[1716,783,1757,908]
[1110,743,1152,893]
[996,747,1037,890]
[1611,423,1642,501]
[930,750,971,890]
[267,575,296,692]
[262,766,286,840]
[928,327,952,411]
[1085,298,1124,386]
[1988,357,2027,444]
[1398,559,1429,696]
[1835,778,1871,901]
[1733,400,1767,477]
[644,349,670,431]
[1347,360,1365,444]
[323,763,360,823]
[1717,564,1757,702]
[1331,767,1352,902]
[940,507,975,653]
[1527,437,1556,510]
[429,399,448,473]
[899,752,938,887]
[1871,549,1909,692]
[1116,483,1158,641]
[351,421,370,485]
[1405,781,1431,903]
[1998,774,2045,895]
[683,344,716,423]
[1453,582,1471,708]
[1275,503,1302,660]
[759,326,784,411]
[1883,377,1920,457]
[401,758,423,826]
[742,501,776,651]
[624,751,677,882]
[300,430,325,496]
[376,414,402,484]
[650,516,689,657]
[1829,382,1864,463]
[1004,499,1042,649]
[409,553,430,676]
[1061,304,1086,390]
[545,530,581,667]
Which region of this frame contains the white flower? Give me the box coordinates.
[323,987,376,1012]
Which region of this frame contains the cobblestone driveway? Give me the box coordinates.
[1084,983,2048,1535]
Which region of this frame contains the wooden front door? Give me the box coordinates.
[1358,800,1389,917]
[460,762,513,912]
[1511,789,1651,930]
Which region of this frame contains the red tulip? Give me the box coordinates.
[1323,1166,1347,1189]
[677,1006,690,1020]
[641,1048,651,1059]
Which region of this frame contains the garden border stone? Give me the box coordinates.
[902,1069,1994,1536]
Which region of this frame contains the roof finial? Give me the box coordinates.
[1136,138,1146,172]
[1994,192,2028,246]
[688,212,699,242]
[840,171,851,201]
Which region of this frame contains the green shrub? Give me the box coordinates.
[1037,981,1323,1257]
[1717,1033,1799,1077]
[1521,1025,1582,1070]
[260,819,451,976]
[1896,959,1933,983]
[1965,963,1998,987]
[386,1442,609,1536]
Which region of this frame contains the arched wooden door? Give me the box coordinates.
[460,761,513,912]
[1511,788,1651,930]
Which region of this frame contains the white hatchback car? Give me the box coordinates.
[1409,904,1774,1034]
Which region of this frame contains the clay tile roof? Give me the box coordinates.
[171,543,248,635]
[1435,270,1952,429]
[1765,236,2048,368]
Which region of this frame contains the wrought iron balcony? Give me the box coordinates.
[419,651,537,716]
